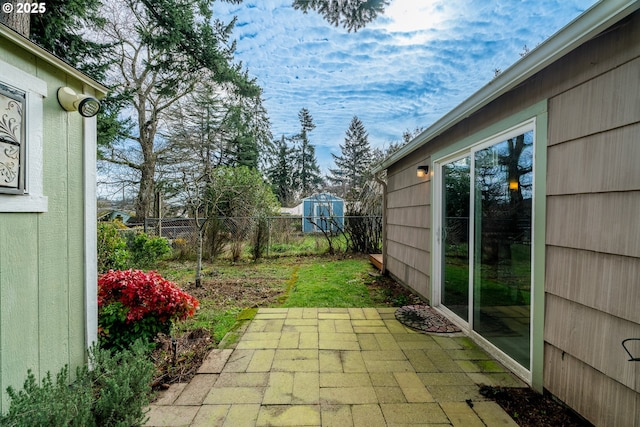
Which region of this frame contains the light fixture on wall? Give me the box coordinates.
[416,165,430,178]
[57,87,101,118]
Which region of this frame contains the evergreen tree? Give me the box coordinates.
[30,0,107,77]
[292,0,390,32]
[267,135,296,206]
[222,93,272,170]
[0,0,125,150]
[328,116,372,200]
[293,108,323,198]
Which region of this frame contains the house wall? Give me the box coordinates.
[543,13,640,426]
[385,148,433,299]
[0,41,90,411]
[384,12,640,426]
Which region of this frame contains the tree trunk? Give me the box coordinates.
[0,2,30,36]
[195,225,203,288]
[135,161,156,219]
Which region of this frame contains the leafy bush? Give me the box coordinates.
[0,342,154,427]
[98,270,199,350]
[171,237,195,261]
[97,222,130,273]
[125,232,171,269]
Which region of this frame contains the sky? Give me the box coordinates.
[212,0,597,173]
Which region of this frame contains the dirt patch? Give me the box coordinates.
[479,385,592,426]
[151,328,214,389]
[183,277,286,308]
[366,273,425,306]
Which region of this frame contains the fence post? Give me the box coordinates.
[267,217,271,257]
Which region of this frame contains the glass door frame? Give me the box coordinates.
[432,150,474,327]
[432,118,539,384]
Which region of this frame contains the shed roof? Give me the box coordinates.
[0,23,108,95]
[303,193,344,202]
[374,0,639,173]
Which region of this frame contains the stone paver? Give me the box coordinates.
[145,308,522,426]
[145,405,199,427]
[198,349,233,374]
[256,405,321,426]
[174,374,219,405]
[154,383,188,406]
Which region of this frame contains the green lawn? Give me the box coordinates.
[282,258,374,307]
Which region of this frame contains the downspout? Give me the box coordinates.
[374,171,387,274]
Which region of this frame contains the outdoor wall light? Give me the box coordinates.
[57,87,101,118]
[416,165,430,178]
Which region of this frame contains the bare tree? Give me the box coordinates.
[91,0,257,219]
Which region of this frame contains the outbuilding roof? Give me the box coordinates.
[374,0,639,173]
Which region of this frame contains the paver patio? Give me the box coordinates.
[145,308,525,426]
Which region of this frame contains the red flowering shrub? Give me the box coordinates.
[98,269,198,349]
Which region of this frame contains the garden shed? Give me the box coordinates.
[0,24,107,412]
[302,193,344,233]
[373,1,640,426]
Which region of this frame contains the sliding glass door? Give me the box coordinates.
[473,131,533,368]
[437,125,534,370]
[441,156,471,321]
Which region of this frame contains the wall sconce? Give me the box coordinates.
[509,180,519,190]
[416,165,429,178]
[57,87,101,118]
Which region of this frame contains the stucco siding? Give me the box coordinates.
[0,44,89,411]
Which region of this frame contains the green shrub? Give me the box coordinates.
[126,232,171,269]
[0,342,154,427]
[97,222,130,273]
[89,342,154,426]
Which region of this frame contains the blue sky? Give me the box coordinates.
[212,0,597,173]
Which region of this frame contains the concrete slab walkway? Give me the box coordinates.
[145,308,526,426]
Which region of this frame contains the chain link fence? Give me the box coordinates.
[128,215,382,259]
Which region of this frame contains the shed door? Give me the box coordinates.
[315,203,332,231]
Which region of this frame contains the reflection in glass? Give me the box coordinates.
[442,157,470,321]
[473,131,533,368]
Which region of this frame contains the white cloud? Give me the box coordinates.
[211,0,597,171]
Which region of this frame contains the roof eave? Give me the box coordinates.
[374,0,640,173]
[0,24,109,96]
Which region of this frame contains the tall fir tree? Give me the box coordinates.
[293,108,323,198]
[222,93,272,170]
[267,135,296,206]
[328,116,372,200]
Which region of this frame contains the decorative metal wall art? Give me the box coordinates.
[0,83,25,193]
